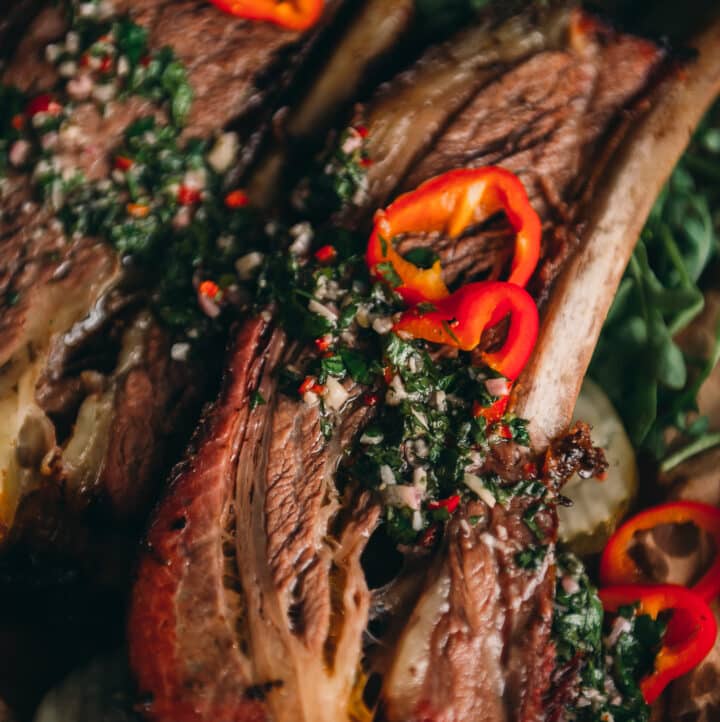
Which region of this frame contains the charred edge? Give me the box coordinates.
[221,493,251,655]
[245,679,285,701]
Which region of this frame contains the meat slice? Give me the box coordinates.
[381,425,606,722]
[334,9,662,302]
[129,318,379,722]
[381,500,556,722]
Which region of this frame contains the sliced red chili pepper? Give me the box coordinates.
[178,185,202,206]
[366,167,541,304]
[600,501,720,602]
[599,584,717,704]
[355,125,369,139]
[11,114,25,131]
[428,495,460,514]
[314,244,337,263]
[208,0,323,30]
[225,189,250,209]
[497,424,513,440]
[472,395,509,424]
[393,281,538,381]
[99,56,113,74]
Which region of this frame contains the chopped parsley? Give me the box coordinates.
[554,553,664,722]
[293,126,370,217]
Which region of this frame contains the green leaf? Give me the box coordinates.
[402,246,438,269]
[340,347,374,385]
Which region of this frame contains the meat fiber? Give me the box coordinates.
[342,9,663,303]
[130,318,379,722]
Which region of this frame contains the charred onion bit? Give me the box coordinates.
[599,584,718,703]
[543,422,608,489]
[394,281,539,381]
[208,0,324,31]
[366,167,542,303]
[600,501,720,602]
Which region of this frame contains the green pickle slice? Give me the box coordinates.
[558,378,638,556]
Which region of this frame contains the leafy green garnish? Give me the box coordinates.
[553,554,662,722]
[403,246,439,269]
[591,102,720,464]
[515,544,548,569]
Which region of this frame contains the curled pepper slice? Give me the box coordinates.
[599,584,717,704]
[208,0,323,30]
[600,501,720,602]
[393,281,539,380]
[366,167,542,303]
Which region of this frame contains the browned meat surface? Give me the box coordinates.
[0,0,344,544]
[381,499,556,722]
[379,423,605,722]
[113,0,304,139]
[343,10,662,302]
[130,317,379,722]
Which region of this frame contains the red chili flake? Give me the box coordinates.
[596,470,608,481]
[314,245,337,263]
[428,495,461,514]
[472,396,509,424]
[99,56,113,74]
[362,392,379,407]
[298,376,318,395]
[497,424,513,440]
[113,155,133,171]
[360,157,374,167]
[26,94,62,117]
[419,523,440,548]
[522,462,538,479]
[140,55,152,67]
[178,185,202,206]
[314,335,331,353]
[198,280,221,300]
[225,189,250,209]
[11,114,25,131]
[126,203,150,218]
[383,366,394,384]
[355,125,369,138]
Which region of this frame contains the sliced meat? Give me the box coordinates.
[380,423,606,722]
[337,4,571,223]
[381,500,556,722]
[336,9,662,302]
[128,9,667,722]
[114,0,307,140]
[129,318,379,722]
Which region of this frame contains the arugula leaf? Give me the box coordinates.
[590,101,720,462]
